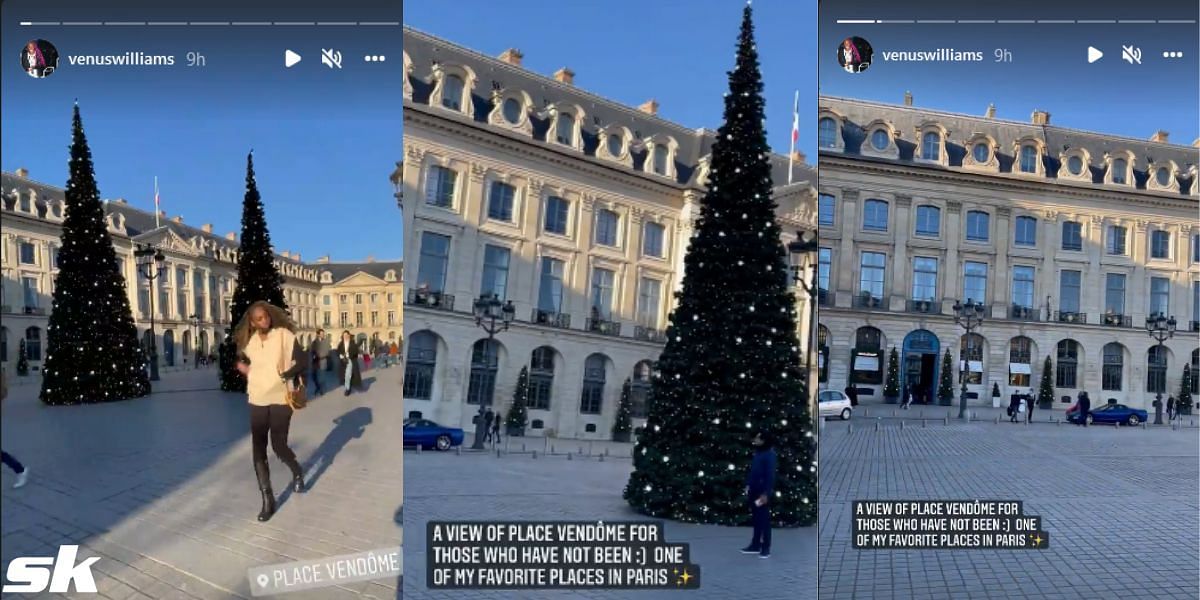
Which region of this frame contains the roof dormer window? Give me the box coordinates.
[607,134,623,158]
[430,64,476,118]
[1057,147,1092,182]
[1105,152,1135,186]
[652,145,668,175]
[502,97,521,123]
[870,129,888,151]
[642,135,678,179]
[921,132,940,160]
[556,112,575,145]
[546,103,584,151]
[818,117,838,148]
[488,89,533,136]
[441,74,464,111]
[1147,159,1180,193]
[1019,145,1038,173]
[1068,155,1084,175]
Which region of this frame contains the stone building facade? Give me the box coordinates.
[817,95,1200,411]
[315,259,404,350]
[402,28,818,438]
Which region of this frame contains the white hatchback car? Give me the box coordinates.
[818,390,853,420]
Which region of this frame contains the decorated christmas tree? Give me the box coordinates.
[1038,356,1055,408]
[624,4,817,527]
[937,350,955,405]
[505,366,529,434]
[1178,364,1193,415]
[40,104,150,405]
[883,347,900,403]
[613,378,634,441]
[16,340,29,376]
[218,152,288,391]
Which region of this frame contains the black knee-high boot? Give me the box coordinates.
[282,457,305,493]
[254,462,275,522]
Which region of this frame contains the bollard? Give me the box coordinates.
[416,444,422,454]
[456,446,462,456]
[874,421,880,432]
[589,442,594,456]
[863,408,868,417]
[532,450,538,459]
[944,417,949,426]
[567,453,573,461]
[551,445,555,454]
[900,420,905,431]
[995,416,1000,425]
[919,409,924,418]
[599,455,605,462]
[848,424,854,434]
[892,408,897,417]
[522,443,527,452]
[1142,422,1147,430]
[922,419,927,428]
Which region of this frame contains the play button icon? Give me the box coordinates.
[1087,46,1103,63]
[285,49,302,68]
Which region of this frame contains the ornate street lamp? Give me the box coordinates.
[189,313,201,369]
[134,244,166,381]
[470,293,515,449]
[787,230,820,424]
[1145,313,1177,425]
[952,299,986,420]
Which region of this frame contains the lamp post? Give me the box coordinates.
[134,244,166,381]
[952,299,986,420]
[471,293,515,449]
[189,313,201,369]
[788,230,820,422]
[1145,313,1176,425]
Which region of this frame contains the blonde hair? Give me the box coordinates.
[233,301,296,350]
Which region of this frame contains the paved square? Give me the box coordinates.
[403,438,817,600]
[818,416,1200,600]
[1,366,404,600]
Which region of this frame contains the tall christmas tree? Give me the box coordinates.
[883,347,901,403]
[1037,355,1055,408]
[1177,364,1193,415]
[624,4,817,527]
[218,152,287,391]
[937,350,955,405]
[506,366,530,433]
[40,104,150,405]
[612,378,634,441]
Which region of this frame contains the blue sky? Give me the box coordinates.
[404,0,819,160]
[1,2,403,262]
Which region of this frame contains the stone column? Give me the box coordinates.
[1130,219,1148,321]
[889,194,912,311]
[402,146,424,295]
[451,164,488,304]
[992,207,1012,318]
[835,189,859,308]
[574,194,597,327]
[941,201,962,312]
[1083,215,1104,318]
[1038,211,1060,318]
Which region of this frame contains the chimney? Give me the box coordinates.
[1150,130,1169,143]
[294,252,301,262]
[201,223,213,233]
[903,91,913,106]
[1031,110,1051,125]
[171,215,183,224]
[317,255,331,264]
[282,251,291,259]
[553,67,574,85]
[790,150,807,165]
[985,103,996,118]
[14,167,28,178]
[639,99,659,116]
[115,198,128,205]
[367,255,376,263]
[225,232,237,241]
[498,48,523,67]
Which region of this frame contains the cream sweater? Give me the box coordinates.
[242,328,297,407]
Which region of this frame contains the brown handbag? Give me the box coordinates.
[278,331,307,410]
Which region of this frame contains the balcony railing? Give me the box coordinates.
[586,318,622,337]
[1009,306,1040,321]
[530,309,571,329]
[817,289,834,306]
[406,289,455,312]
[1100,313,1133,328]
[906,299,940,314]
[634,325,666,343]
[23,306,45,316]
[852,294,884,310]
[1055,311,1087,324]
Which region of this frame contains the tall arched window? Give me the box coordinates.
[405,332,438,400]
[529,346,555,410]
[1056,340,1080,389]
[1009,337,1033,386]
[961,333,984,384]
[199,331,209,357]
[467,339,499,405]
[1146,346,1168,394]
[818,325,830,383]
[182,330,191,358]
[852,327,883,384]
[630,361,654,418]
[1102,343,1124,391]
[441,74,464,110]
[580,354,607,414]
[24,327,42,361]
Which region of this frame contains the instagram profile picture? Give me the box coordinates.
[838,36,872,73]
[21,39,59,78]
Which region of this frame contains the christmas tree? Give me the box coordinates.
[218,152,288,391]
[624,4,817,527]
[613,378,633,441]
[40,104,151,405]
[505,366,530,434]
[1037,356,1055,408]
[883,347,900,403]
[937,350,955,405]
[16,340,29,376]
[1178,364,1193,415]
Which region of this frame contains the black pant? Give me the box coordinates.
[250,405,302,476]
[749,499,771,552]
[1,451,24,474]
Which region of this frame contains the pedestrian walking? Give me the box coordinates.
[308,345,324,396]
[336,331,363,396]
[1077,391,1091,426]
[901,388,914,409]
[491,412,502,444]
[844,385,858,407]
[1167,396,1176,421]
[234,301,309,522]
[363,351,373,371]
[1,371,29,489]
[741,430,776,559]
[1025,391,1035,423]
[1008,392,1021,423]
[1018,394,1027,422]
[483,409,495,443]
[389,342,399,368]
[312,329,330,389]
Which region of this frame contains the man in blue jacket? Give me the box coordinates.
[741,430,777,558]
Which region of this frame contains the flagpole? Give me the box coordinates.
[154,176,160,228]
[788,90,798,185]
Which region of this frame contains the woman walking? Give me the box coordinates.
[234,301,309,522]
[336,330,363,396]
[1,371,29,489]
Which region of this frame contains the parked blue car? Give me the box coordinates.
[404,418,464,451]
[1067,403,1148,426]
